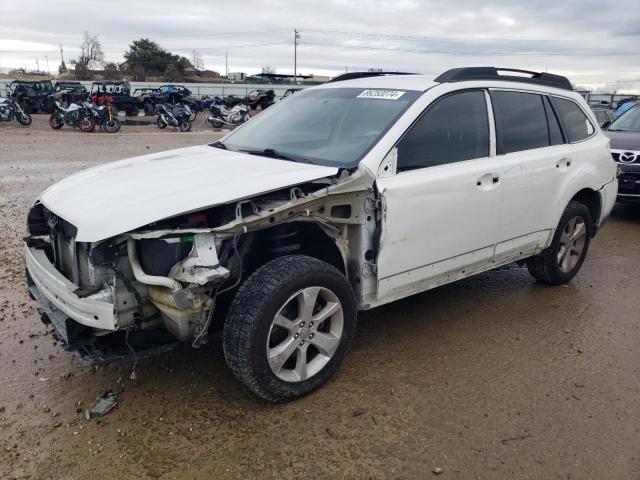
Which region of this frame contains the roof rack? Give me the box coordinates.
[328,71,416,83]
[433,67,573,91]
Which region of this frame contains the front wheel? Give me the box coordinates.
[79,116,95,133]
[49,114,63,129]
[156,116,167,129]
[223,255,357,402]
[16,112,32,126]
[527,201,592,285]
[189,110,197,121]
[178,118,191,132]
[104,118,121,133]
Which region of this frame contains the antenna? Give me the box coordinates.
[294,29,300,84]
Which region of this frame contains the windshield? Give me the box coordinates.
[216,87,421,167]
[609,103,640,132]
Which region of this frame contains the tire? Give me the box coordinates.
[127,105,140,117]
[189,110,197,121]
[527,201,592,285]
[16,112,32,126]
[156,117,167,129]
[48,114,63,130]
[223,255,357,402]
[79,116,95,133]
[179,118,191,132]
[104,118,121,133]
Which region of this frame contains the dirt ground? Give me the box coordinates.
[1,115,639,480]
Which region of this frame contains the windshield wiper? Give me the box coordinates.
[211,140,227,150]
[239,148,299,162]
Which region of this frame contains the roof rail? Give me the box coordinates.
[328,71,416,83]
[434,67,573,91]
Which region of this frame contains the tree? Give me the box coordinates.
[58,60,67,74]
[191,50,204,71]
[163,63,180,82]
[262,65,276,75]
[103,62,121,80]
[124,39,191,77]
[72,31,104,79]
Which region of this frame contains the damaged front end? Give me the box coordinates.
[24,168,377,364]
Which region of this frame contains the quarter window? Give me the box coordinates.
[543,96,564,146]
[551,97,595,142]
[396,90,489,171]
[491,91,549,154]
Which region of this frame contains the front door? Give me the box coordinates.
[375,89,503,302]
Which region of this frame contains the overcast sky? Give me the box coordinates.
[1,0,639,92]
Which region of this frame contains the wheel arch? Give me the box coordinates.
[569,187,602,236]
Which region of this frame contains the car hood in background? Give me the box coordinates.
[604,130,640,151]
[39,145,338,242]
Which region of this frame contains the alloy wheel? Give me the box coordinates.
[558,216,587,273]
[266,287,344,382]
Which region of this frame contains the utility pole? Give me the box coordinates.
[294,29,300,84]
[36,58,39,72]
[60,44,65,64]
[225,50,228,78]
[45,55,49,74]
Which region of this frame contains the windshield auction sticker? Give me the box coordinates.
[357,89,406,100]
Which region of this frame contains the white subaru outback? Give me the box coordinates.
[25,67,617,401]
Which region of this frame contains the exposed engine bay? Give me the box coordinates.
[24,169,378,363]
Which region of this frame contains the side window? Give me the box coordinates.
[491,91,549,154]
[543,96,564,146]
[551,97,595,142]
[396,90,489,171]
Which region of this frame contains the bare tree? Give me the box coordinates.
[72,31,104,79]
[261,65,276,75]
[191,50,204,71]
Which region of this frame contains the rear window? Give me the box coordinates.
[491,91,550,154]
[551,97,595,142]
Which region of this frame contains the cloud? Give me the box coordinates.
[0,0,639,91]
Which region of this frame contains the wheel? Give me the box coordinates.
[48,114,63,129]
[223,255,357,402]
[79,116,95,133]
[127,105,140,117]
[104,118,121,133]
[527,201,592,285]
[179,118,191,132]
[16,112,32,126]
[156,117,167,129]
[189,110,197,121]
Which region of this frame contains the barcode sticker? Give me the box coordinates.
[357,90,406,100]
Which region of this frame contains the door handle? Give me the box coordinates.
[476,173,500,190]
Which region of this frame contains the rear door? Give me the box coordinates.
[375,89,504,302]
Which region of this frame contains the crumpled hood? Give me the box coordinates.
[604,130,640,151]
[39,145,338,242]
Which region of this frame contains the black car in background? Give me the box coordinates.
[590,105,614,128]
[8,80,55,113]
[605,102,640,203]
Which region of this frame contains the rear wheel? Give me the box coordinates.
[223,255,357,402]
[527,201,592,285]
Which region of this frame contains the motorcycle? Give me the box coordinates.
[86,101,121,133]
[0,97,32,126]
[49,101,95,132]
[155,103,192,132]
[207,103,250,129]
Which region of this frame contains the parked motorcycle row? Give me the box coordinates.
[3,82,285,132]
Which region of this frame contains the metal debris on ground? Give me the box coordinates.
[85,387,123,420]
